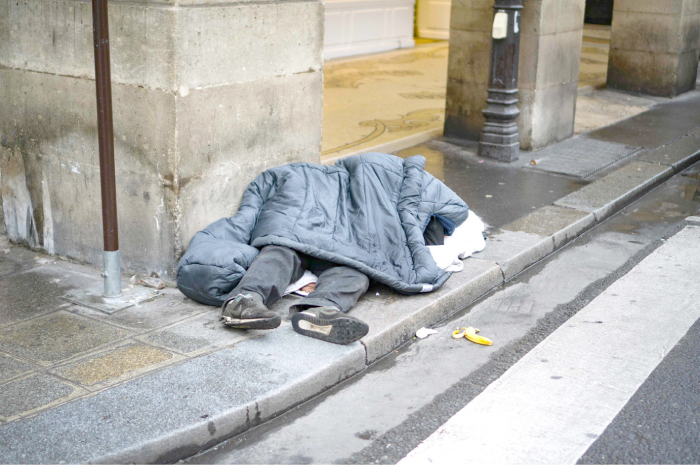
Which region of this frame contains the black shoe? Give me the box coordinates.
[291,306,369,345]
[221,293,281,330]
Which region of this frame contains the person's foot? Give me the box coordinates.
[221,293,281,329]
[291,306,369,345]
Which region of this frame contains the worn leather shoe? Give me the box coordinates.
[291,306,368,345]
[221,293,281,329]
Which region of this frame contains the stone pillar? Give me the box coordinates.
[444,0,494,141]
[607,0,700,97]
[444,0,586,150]
[517,0,586,149]
[0,0,324,279]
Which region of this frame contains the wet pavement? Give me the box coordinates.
[587,91,700,149]
[183,160,700,467]
[176,93,700,464]
[0,246,285,425]
[1,88,700,463]
[389,89,700,232]
[396,140,588,230]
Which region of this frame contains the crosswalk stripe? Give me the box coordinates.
[400,226,700,465]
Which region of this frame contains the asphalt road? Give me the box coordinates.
[578,319,700,464]
[182,164,700,465]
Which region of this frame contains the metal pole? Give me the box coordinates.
[92,0,121,297]
[478,0,523,162]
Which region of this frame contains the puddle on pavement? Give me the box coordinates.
[396,141,588,229]
[609,168,700,235]
[612,223,637,233]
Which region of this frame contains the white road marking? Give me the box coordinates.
[400,226,700,465]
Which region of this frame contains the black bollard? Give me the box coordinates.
[478,0,523,162]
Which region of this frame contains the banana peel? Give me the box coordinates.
[465,327,493,346]
[452,326,493,346]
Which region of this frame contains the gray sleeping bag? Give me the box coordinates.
[177,153,469,306]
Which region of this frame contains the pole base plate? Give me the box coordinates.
[63,282,163,315]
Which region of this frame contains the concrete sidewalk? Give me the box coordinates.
[1,91,700,464]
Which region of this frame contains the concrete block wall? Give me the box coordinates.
[0,0,324,279]
[607,0,700,97]
[444,0,585,150]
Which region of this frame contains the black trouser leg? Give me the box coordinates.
[290,263,370,313]
[228,245,306,307]
[423,216,445,245]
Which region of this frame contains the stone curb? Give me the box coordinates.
[1,138,699,464]
[356,258,503,364]
[507,206,596,250]
[554,161,674,222]
[637,128,700,172]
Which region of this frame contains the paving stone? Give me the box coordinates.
[0,312,131,364]
[0,331,365,464]
[0,244,44,280]
[554,161,674,222]
[140,310,290,356]
[0,260,100,328]
[0,269,78,327]
[0,255,22,278]
[472,230,556,281]
[51,342,175,387]
[637,128,700,171]
[502,205,596,249]
[70,288,207,331]
[0,374,79,419]
[0,354,37,384]
[587,93,700,148]
[528,136,641,178]
[355,258,504,364]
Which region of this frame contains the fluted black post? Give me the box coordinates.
[478,0,523,162]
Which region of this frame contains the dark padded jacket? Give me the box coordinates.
[177,153,470,306]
